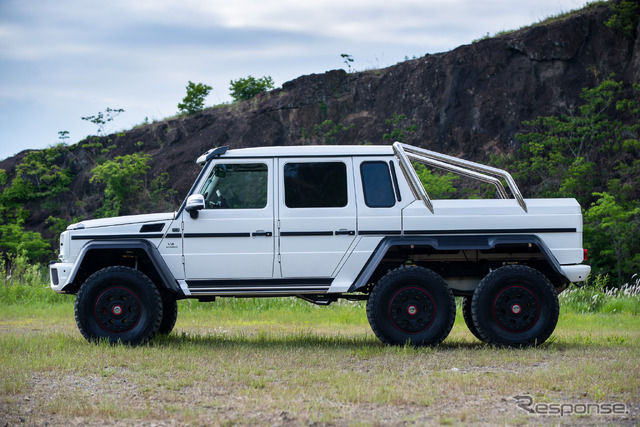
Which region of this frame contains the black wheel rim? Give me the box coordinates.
[492,285,539,332]
[94,287,141,333]
[388,286,436,333]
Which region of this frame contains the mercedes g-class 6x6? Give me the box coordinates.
[50,143,590,347]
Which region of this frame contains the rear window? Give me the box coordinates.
[284,162,347,208]
[361,161,395,208]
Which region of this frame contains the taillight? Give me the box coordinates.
[583,249,588,261]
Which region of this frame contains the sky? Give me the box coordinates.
[0,0,594,161]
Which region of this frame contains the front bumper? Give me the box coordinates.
[49,262,74,293]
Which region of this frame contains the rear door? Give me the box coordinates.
[277,158,357,279]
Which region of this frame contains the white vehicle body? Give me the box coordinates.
[50,143,590,347]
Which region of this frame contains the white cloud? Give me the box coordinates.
[0,0,594,159]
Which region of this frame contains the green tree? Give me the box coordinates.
[503,75,639,204]
[584,192,640,282]
[311,120,355,145]
[0,143,76,261]
[606,0,640,37]
[0,221,50,262]
[414,164,459,199]
[81,107,125,137]
[149,172,177,211]
[497,75,640,283]
[90,153,152,217]
[57,130,70,145]
[341,53,354,73]
[383,114,417,142]
[229,75,274,102]
[178,81,212,115]
[4,148,72,201]
[80,108,124,161]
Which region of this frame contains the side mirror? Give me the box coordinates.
[185,194,205,219]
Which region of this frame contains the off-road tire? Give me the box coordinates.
[367,266,455,346]
[461,296,483,341]
[75,266,163,345]
[471,265,559,348]
[158,291,178,335]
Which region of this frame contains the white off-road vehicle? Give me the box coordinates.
[50,143,590,347]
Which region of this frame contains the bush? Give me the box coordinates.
[90,153,152,217]
[0,252,67,305]
[559,273,640,314]
[229,75,274,102]
[0,223,50,262]
[606,0,640,37]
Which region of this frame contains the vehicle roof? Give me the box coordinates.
[197,144,395,163]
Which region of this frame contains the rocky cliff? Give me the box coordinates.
[1,2,639,239]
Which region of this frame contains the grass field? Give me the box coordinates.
[1,291,639,426]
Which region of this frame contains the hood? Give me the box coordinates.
[67,212,175,230]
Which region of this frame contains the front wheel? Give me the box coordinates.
[158,291,178,335]
[367,266,455,346]
[471,265,559,348]
[75,266,163,345]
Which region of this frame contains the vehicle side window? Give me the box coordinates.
[360,161,396,208]
[284,162,347,208]
[201,163,268,209]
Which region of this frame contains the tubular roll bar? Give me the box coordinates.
[392,142,528,213]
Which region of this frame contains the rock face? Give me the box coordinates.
[118,4,638,194]
[1,3,639,234]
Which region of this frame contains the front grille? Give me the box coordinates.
[51,268,59,286]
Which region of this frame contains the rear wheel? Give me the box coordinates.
[461,296,483,341]
[471,265,559,348]
[75,266,163,345]
[367,266,455,346]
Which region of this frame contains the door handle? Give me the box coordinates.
[252,230,273,237]
[334,229,355,236]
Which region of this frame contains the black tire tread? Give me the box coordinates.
[74,266,163,345]
[461,296,483,341]
[471,265,559,348]
[366,265,455,346]
[158,291,178,335]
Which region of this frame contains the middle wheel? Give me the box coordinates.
[462,296,483,341]
[367,266,455,346]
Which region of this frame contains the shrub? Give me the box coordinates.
[559,273,640,314]
[606,0,640,37]
[0,252,67,305]
[0,223,50,262]
[90,153,152,217]
[229,75,274,102]
[81,107,125,137]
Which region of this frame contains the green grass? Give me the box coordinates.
[559,275,640,314]
[1,260,639,425]
[1,295,639,425]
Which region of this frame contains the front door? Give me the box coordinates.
[182,159,276,289]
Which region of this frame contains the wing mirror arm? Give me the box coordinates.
[185,194,205,219]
